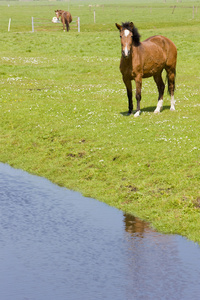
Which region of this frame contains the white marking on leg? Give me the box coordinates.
[134,110,141,117]
[154,99,163,113]
[170,95,175,111]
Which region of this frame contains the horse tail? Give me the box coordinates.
[69,13,72,23]
[66,12,72,24]
[65,18,69,31]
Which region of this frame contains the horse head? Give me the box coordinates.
[55,9,63,19]
[116,22,140,58]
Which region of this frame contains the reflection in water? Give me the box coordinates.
[124,213,154,237]
[1,163,200,300]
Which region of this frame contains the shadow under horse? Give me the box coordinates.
[116,22,177,117]
[55,9,72,32]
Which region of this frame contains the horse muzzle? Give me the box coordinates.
[122,49,130,58]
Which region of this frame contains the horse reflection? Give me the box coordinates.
[124,213,155,237]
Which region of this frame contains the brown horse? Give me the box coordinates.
[55,10,72,32]
[116,22,177,117]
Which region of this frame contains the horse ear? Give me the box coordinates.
[115,23,122,31]
[129,22,134,29]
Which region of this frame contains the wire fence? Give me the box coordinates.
[31,16,80,32]
[5,4,199,33]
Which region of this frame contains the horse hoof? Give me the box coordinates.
[170,107,175,111]
[154,107,163,113]
[134,110,141,117]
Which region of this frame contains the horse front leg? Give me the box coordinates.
[134,78,142,117]
[123,78,133,114]
[153,73,165,113]
[62,19,65,31]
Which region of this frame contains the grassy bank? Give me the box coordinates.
[0,1,200,242]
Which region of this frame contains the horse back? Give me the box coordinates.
[143,35,177,61]
[141,35,177,73]
[68,12,72,23]
[60,11,72,23]
[63,11,72,23]
[120,35,177,80]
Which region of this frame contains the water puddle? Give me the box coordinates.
[1,163,200,300]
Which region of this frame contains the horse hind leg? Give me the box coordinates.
[166,69,176,111]
[153,73,165,113]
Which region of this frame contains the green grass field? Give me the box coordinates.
[0,0,200,242]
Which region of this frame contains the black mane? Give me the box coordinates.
[122,22,141,46]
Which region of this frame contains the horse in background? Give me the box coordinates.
[116,22,177,117]
[55,10,72,32]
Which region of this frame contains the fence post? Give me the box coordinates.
[78,17,80,32]
[172,6,176,14]
[32,17,34,32]
[8,18,11,31]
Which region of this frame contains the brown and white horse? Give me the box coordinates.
[116,22,177,117]
[55,10,72,32]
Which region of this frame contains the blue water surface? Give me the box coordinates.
[0,163,200,300]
